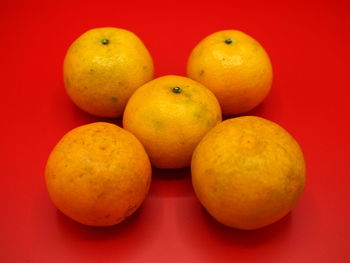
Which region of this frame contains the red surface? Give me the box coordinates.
[1,0,350,262]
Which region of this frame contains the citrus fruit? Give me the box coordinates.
[191,116,305,230]
[123,75,222,169]
[45,122,151,226]
[187,30,273,115]
[63,27,154,117]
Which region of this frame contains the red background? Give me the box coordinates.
[1,0,350,262]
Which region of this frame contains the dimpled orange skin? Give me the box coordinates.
[63,27,154,117]
[191,116,306,230]
[123,75,222,169]
[187,30,273,115]
[45,122,152,226]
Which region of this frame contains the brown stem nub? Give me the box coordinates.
[172,87,182,93]
[101,39,109,45]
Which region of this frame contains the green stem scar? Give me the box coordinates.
[101,39,109,45]
[172,87,182,93]
[225,38,233,44]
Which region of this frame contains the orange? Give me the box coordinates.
[63,27,154,117]
[191,116,305,230]
[123,75,222,169]
[45,122,151,226]
[187,30,273,115]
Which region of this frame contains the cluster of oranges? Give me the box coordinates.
[45,27,305,230]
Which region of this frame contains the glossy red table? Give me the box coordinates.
[1,0,350,262]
